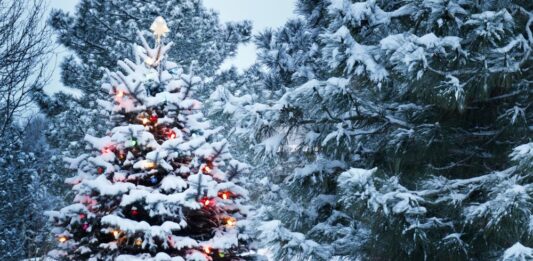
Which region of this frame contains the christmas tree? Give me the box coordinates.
[47,17,252,261]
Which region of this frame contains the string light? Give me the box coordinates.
[58,236,68,243]
[225,217,237,228]
[135,237,143,247]
[131,208,139,216]
[82,223,89,231]
[144,161,156,169]
[79,214,86,219]
[201,164,212,174]
[168,131,176,139]
[116,90,125,98]
[102,146,114,154]
[219,191,231,200]
[145,57,155,66]
[150,114,158,123]
[97,167,105,174]
[118,150,126,160]
[200,198,212,207]
[142,118,150,125]
[203,245,211,255]
[112,230,121,239]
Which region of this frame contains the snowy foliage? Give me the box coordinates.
[46,31,253,260]
[35,0,252,208]
[209,0,532,259]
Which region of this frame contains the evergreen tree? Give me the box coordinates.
[35,0,252,189]
[212,0,532,260]
[0,116,58,259]
[47,19,253,260]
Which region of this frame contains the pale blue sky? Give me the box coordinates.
[46,0,297,94]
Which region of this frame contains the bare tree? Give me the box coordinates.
[0,0,52,139]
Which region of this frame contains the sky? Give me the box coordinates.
[46,0,297,95]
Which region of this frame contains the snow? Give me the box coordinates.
[75,175,134,196]
[260,133,284,155]
[101,215,183,237]
[328,26,388,82]
[160,175,188,192]
[337,167,377,187]
[116,253,185,261]
[502,243,533,261]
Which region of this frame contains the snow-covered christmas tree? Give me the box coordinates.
[47,17,252,261]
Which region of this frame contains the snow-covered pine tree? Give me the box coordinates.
[47,18,252,261]
[0,116,58,259]
[35,0,252,194]
[211,0,532,260]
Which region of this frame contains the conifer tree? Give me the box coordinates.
[212,0,532,260]
[47,18,252,261]
[35,0,252,189]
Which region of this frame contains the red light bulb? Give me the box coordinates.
[168,131,176,139]
[200,198,212,207]
[150,114,158,123]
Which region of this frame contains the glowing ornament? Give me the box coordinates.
[219,252,225,258]
[58,236,68,243]
[150,176,158,184]
[134,237,143,247]
[150,16,170,43]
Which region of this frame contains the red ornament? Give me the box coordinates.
[79,214,86,219]
[97,167,105,174]
[131,209,139,216]
[150,114,158,123]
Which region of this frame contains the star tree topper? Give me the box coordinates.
[150,16,170,43]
